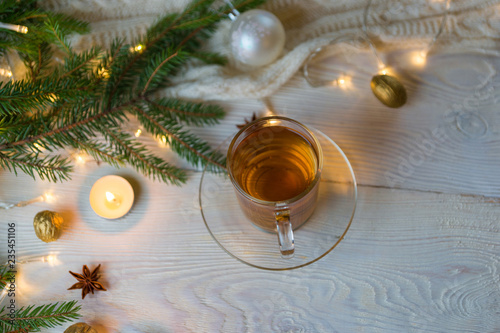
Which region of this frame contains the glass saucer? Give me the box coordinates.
[199,127,357,270]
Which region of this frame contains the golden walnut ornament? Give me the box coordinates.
[370,74,407,108]
[64,322,98,333]
[33,210,63,242]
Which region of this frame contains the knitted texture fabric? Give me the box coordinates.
[39,0,500,100]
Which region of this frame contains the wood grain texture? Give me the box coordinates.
[1,167,500,332]
[1,28,500,333]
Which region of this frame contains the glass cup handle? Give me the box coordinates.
[275,209,294,258]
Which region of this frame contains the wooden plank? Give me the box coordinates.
[1,169,499,332]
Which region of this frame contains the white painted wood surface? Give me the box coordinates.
[1,40,500,333]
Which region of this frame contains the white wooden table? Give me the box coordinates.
[1,43,500,332]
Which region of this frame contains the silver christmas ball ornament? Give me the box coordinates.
[230,9,286,67]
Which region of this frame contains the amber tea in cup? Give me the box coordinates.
[227,116,323,258]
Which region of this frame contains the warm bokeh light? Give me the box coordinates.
[0,68,12,77]
[97,68,110,78]
[48,93,59,103]
[411,50,428,67]
[335,75,352,90]
[43,192,56,203]
[158,135,169,148]
[134,129,142,137]
[378,67,397,77]
[130,44,145,53]
[41,254,61,267]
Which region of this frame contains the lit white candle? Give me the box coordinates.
[89,175,134,219]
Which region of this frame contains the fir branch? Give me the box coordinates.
[144,97,224,126]
[60,47,102,79]
[0,101,134,150]
[7,325,32,333]
[132,106,226,171]
[0,265,15,290]
[0,0,268,183]
[77,140,125,168]
[0,300,81,333]
[141,51,179,95]
[0,77,97,116]
[44,17,71,54]
[104,127,187,185]
[0,151,72,182]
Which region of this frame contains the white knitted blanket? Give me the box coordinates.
[40,0,500,100]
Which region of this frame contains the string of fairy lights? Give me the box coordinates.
[0,21,170,209]
[0,0,453,208]
[303,0,452,108]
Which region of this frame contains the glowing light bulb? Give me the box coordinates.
[158,135,169,148]
[97,68,110,78]
[48,94,58,103]
[335,75,352,90]
[0,22,28,34]
[33,142,44,151]
[411,50,428,67]
[43,192,56,203]
[0,68,12,78]
[42,254,61,266]
[130,44,145,53]
[134,129,142,137]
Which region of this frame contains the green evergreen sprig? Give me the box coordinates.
[0,0,266,185]
[0,300,81,333]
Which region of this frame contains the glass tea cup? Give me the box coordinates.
[227,116,323,258]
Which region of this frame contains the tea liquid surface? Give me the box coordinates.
[232,126,317,202]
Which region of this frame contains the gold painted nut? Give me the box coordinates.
[64,322,98,333]
[33,210,63,243]
[370,74,407,108]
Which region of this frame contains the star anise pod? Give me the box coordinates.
[68,264,107,299]
[236,112,258,129]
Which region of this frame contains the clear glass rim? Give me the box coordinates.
[226,116,324,207]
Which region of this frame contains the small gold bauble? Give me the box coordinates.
[64,322,98,333]
[370,74,407,108]
[33,210,63,243]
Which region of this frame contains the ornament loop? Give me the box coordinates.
[225,0,240,21]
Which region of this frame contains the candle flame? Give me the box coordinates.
[106,192,116,202]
